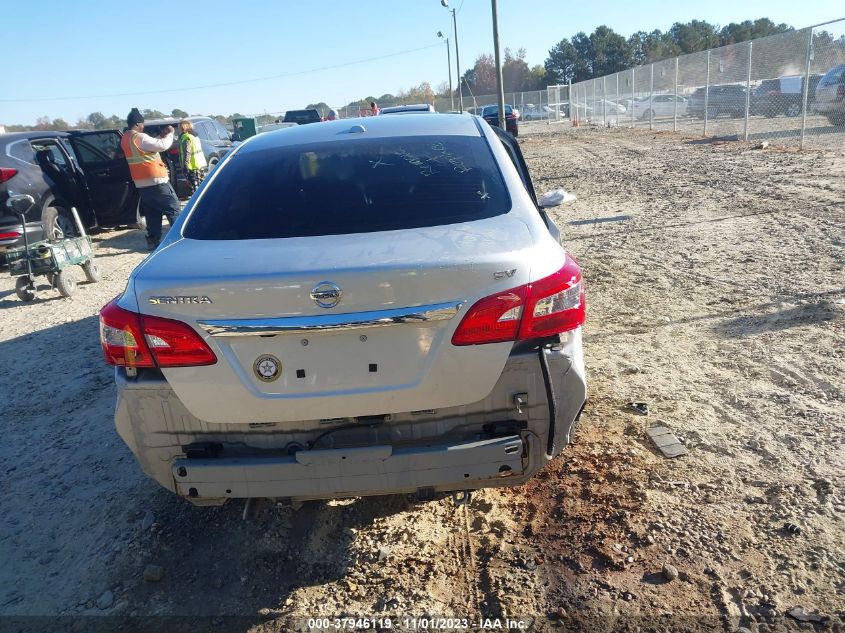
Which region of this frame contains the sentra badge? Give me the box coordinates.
[253,354,281,382]
[148,296,213,305]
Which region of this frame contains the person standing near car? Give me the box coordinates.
[369,101,380,116]
[120,108,181,250]
[178,120,207,196]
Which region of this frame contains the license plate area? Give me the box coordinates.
[224,327,440,395]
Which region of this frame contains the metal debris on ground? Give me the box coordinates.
[787,606,829,624]
[627,402,649,415]
[783,523,802,535]
[646,426,689,458]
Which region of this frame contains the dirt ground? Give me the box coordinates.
[1,124,843,632]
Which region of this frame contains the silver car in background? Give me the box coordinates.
[99,114,587,506]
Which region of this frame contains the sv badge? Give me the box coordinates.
[493,269,517,280]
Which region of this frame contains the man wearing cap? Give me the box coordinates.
[120,108,181,249]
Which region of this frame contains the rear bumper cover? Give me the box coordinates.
[172,435,525,500]
[114,331,587,504]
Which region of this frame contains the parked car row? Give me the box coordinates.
[574,65,845,126]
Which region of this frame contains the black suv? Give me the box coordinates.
[688,84,747,119]
[282,109,322,125]
[1,130,141,259]
[142,116,235,197]
[751,75,823,118]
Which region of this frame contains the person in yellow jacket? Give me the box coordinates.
[120,108,181,250]
[178,120,208,196]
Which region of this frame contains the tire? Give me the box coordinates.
[785,103,801,117]
[640,109,652,121]
[82,260,101,283]
[55,269,77,297]
[15,277,36,301]
[208,156,219,172]
[41,206,78,241]
[826,114,845,126]
[132,200,147,230]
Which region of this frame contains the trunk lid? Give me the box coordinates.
[132,216,537,423]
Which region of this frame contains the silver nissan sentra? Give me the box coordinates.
[99,113,587,506]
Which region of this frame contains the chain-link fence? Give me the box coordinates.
[570,18,845,149]
[328,88,572,122]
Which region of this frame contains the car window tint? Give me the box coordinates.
[213,121,230,141]
[194,122,212,140]
[73,132,121,163]
[6,140,36,164]
[185,135,511,240]
[31,141,68,166]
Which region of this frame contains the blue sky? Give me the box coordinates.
[1,0,841,125]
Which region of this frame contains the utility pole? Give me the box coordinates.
[442,0,463,112]
[491,0,505,129]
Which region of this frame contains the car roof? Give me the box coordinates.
[239,113,483,154]
[0,130,71,142]
[144,116,212,126]
[381,104,435,114]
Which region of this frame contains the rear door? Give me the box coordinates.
[67,131,137,226]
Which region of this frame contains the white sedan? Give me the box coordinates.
[100,113,588,506]
[631,95,688,120]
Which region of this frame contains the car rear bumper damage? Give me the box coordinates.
[114,332,587,505]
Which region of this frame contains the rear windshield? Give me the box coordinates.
[283,111,320,124]
[184,135,510,239]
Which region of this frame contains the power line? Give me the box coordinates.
[0,43,442,103]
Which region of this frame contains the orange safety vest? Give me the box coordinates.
[120,130,169,182]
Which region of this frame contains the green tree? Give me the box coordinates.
[171,108,189,118]
[87,112,107,128]
[628,30,679,65]
[719,18,791,45]
[545,38,579,83]
[590,26,631,76]
[141,109,165,120]
[669,20,720,54]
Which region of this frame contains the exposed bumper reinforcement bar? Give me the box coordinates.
[172,434,525,500]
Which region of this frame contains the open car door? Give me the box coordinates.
[490,126,562,244]
[67,130,138,228]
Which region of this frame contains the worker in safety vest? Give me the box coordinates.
[120,108,181,250]
[178,120,208,196]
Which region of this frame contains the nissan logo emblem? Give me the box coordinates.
[310,281,342,308]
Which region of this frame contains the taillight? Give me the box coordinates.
[506,114,517,120]
[0,168,18,183]
[0,231,21,240]
[452,255,585,346]
[99,300,217,368]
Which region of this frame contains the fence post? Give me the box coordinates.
[616,73,620,125]
[631,68,635,128]
[744,41,752,141]
[648,63,653,130]
[673,56,679,132]
[800,27,813,149]
[704,50,711,136]
[567,79,571,122]
[603,76,607,126]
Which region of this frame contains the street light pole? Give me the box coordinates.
[491,0,505,129]
[438,32,454,111]
[442,0,463,112]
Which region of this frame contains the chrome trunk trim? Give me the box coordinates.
[198,301,463,337]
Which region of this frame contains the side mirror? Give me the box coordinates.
[538,188,577,209]
[231,133,241,142]
[6,193,35,216]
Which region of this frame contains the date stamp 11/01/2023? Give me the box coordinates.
[304,616,530,630]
